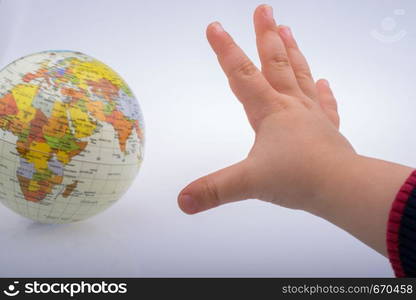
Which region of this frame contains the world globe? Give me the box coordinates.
[0,50,144,223]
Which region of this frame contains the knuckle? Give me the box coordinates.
[268,53,291,70]
[251,99,290,130]
[301,98,313,109]
[200,178,221,207]
[232,59,258,78]
[295,68,313,81]
[275,97,291,111]
[268,96,291,112]
[296,96,314,109]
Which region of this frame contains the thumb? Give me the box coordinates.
[178,160,251,214]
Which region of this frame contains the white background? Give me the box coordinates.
[0,0,415,277]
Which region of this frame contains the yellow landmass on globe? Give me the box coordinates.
[43,101,69,138]
[12,84,37,123]
[69,58,131,95]
[68,105,97,138]
[25,141,51,170]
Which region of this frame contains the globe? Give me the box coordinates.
[0,50,144,223]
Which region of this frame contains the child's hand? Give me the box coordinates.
[178,5,354,212]
[178,4,413,256]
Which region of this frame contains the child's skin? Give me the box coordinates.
[177,4,413,257]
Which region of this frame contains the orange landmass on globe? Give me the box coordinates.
[87,78,119,101]
[17,174,63,203]
[29,110,48,143]
[86,99,106,120]
[62,180,78,198]
[22,68,48,83]
[0,93,18,116]
[61,87,85,101]
[105,110,134,153]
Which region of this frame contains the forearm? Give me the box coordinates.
[305,154,414,257]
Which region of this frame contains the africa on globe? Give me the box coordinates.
[0,50,144,223]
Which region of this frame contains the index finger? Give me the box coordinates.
[206,22,284,124]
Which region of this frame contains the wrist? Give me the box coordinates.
[300,151,360,213]
[303,153,413,255]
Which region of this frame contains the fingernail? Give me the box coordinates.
[180,194,199,214]
[211,21,224,33]
[322,79,330,87]
[279,26,292,39]
[263,5,274,20]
